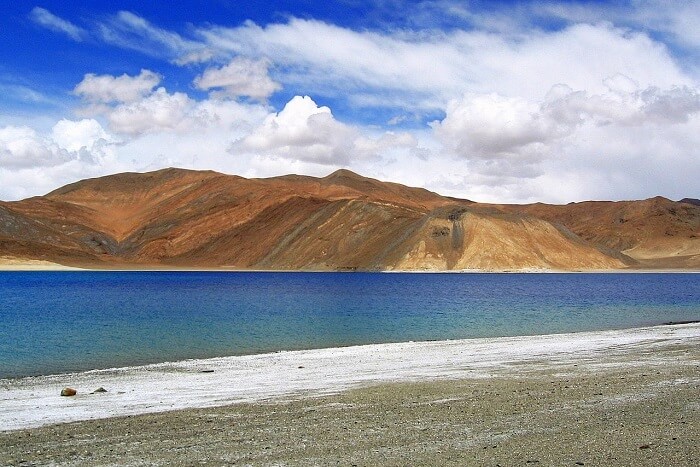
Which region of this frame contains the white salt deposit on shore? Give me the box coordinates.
[0,257,80,271]
[1,323,698,431]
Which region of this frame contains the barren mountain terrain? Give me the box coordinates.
[0,168,697,270]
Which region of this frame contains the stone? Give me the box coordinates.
[92,387,107,393]
[60,387,77,396]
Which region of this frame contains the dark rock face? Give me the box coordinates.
[679,198,700,207]
[431,227,450,237]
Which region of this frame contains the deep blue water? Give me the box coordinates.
[0,271,698,378]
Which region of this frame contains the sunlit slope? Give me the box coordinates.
[1,168,694,270]
[502,197,700,268]
[387,207,628,271]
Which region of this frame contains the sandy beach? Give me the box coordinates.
[0,257,80,271]
[1,323,698,465]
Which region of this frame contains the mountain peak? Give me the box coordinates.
[324,169,366,180]
[1,168,698,270]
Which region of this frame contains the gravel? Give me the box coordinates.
[1,337,698,466]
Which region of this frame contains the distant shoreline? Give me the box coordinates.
[1,259,698,273]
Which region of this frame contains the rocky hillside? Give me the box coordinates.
[501,197,700,268]
[1,168,697,270]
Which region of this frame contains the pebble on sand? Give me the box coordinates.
[60,388,77,397]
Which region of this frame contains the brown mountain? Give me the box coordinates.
[499,197,700,268]
[0,168,697,270]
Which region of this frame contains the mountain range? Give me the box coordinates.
[0,168,698,270]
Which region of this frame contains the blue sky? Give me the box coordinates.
[1,1,699,202]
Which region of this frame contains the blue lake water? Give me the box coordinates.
[0,271,698,378]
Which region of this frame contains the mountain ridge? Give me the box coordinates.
[1,168,698,270]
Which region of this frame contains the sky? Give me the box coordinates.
[0,1,698,203]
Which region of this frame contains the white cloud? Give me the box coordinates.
[0,126,71,169]
[536,113,700,202]
[195,18,691,110]
[98,11,210,64]
[233,95,418,166]
[541,0,700,53]
[0,120,115,175]
[88,96,271,179]
[107,88,194,135]
[198,18,466,108]
[637,85,700,124]
[433,93,560,161]
[353,131,417,155]
[648,1,700,50]
[51,119,112,152]
[71,70,277,137]
[73,70,197,136]
[74,69,161,104]
[194,57,281,100]
[0,91,274,200]
[542,81,700,127]
[5,5,700,204]
[434,81,700,164]
[234,95,357,164]
[174,49,215,66]
[29,7,85,42]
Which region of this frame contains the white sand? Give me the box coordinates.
[0,257,80,271]
[1,323,698,431]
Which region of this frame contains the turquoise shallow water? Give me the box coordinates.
[0,271,698,378]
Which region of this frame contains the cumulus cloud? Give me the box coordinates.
[74,69,161,104]
[80,85,269,138]
[51,119,112,152]
[233,95,417,165]
[103,97,270,173]
[434,81,700,165]
[0,119,116,173]
[6,4,700,203]
[72,71,215,136]
[433,93,560,161]
[638,86,700,124]
[194,57,281,100]
[234,95,357,164]
[427,77,700,202]
[0,126,71,169]
[107,88,194,135]
[0,89,274,200]
[29,7,86,42]
[70,69,279,137]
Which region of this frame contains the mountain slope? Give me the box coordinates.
[389,206,629,271]
[501,197,700,268]
[1,168,695,270]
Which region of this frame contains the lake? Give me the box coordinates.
[0,271,698,378]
